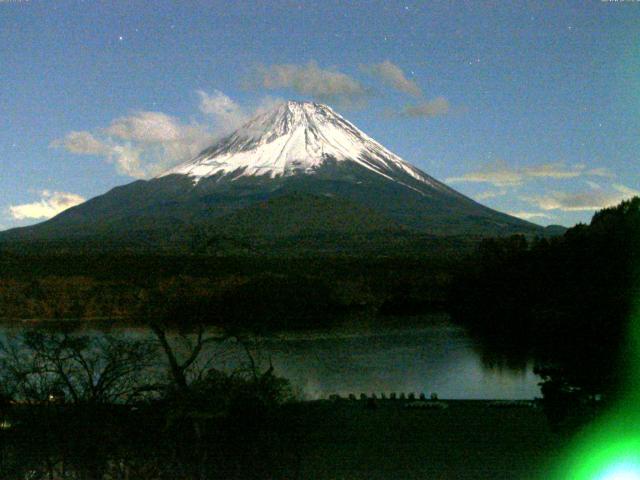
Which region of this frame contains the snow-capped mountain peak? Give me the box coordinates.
[160,100,446,192]
[1,101,540,244]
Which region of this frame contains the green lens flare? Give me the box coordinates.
[573,441,640,479]
[550,420,640,479]
[549,304,640,479]
[595,462,640,480]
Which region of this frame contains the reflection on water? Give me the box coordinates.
[0,317,541,400]
[256,324,540,400]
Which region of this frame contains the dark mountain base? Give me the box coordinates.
[0,246,464,327]
[0,162,543,248]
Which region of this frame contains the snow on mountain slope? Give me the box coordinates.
[160,101,450,194]
[0,100,543,246]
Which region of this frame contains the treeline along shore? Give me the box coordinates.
[451,197,640,432]
[0,245,464,328]
[1,198,638,434]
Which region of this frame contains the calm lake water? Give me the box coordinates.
[0,318,541,400]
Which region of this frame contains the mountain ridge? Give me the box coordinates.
[0,100,542,251]
[160,100,451,193]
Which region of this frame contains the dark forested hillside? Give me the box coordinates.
[0,247,465,327]
[450,197,640,424]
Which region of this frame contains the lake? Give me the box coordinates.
[0,317,541,400]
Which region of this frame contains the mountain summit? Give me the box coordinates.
[161,101,451,196]
[0,101,541,251]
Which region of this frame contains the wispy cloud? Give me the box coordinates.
[53,112,210,179]
[446,161,523,187]
[507,211,554,221]
[522,163,584,179]
[52,91,269,179]
[197,89,249,132]
[362,60,422,97]
[447,161,616,188]
[586,167,616,179]
[103,111,211,177]
[361,61,453,119]
[9,191,85,220]
[53,64,450,180]
[53,131,147,178]
[54,131,111,156]
[399,97,450,118]
[475,189,508,200]
[521,183,640,212]
[612,183,640,197]
[248,61,368,106]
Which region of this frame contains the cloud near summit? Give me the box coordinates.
[249,60,451,117]
[361,60,422,97]
[53,113,211,179]
[52,64,449,181]
[197,90,249,130]
[248,61,369,106]
[51,91,270,179]
[399,97,451,118]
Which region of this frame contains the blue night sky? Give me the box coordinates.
[1,0,639,229]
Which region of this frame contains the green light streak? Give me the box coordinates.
[538,24,640,479]
[548,301,640,478]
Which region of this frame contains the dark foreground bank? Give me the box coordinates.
[283,399,565,480]
[1,398,566,480]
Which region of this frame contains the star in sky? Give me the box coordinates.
[0,1,638,230]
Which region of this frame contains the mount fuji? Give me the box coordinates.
[1,101,542,251]
[161,101,450,192]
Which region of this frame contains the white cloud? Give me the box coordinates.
[522,163,584,179]
[613,183,640,197]
[104,111,191,144]
[51,90,273,179]
[362,60,422,96]
[400,96,450,118]
[522,191,611,212]
[252,95,287,115]
[51,131,111,155]
[448,162,617,188]
[250,61,368,105]
[521,182,640,212]
[51,90,312,179]
[507,211,553,221]
[475,189,508,200]
[9,191,86,220]
[108,144,146,178]
[447,161,523,187]
[587,167,616,179]
[53,118,209,179]
[197,90,248,132]
[102,111,212,177]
